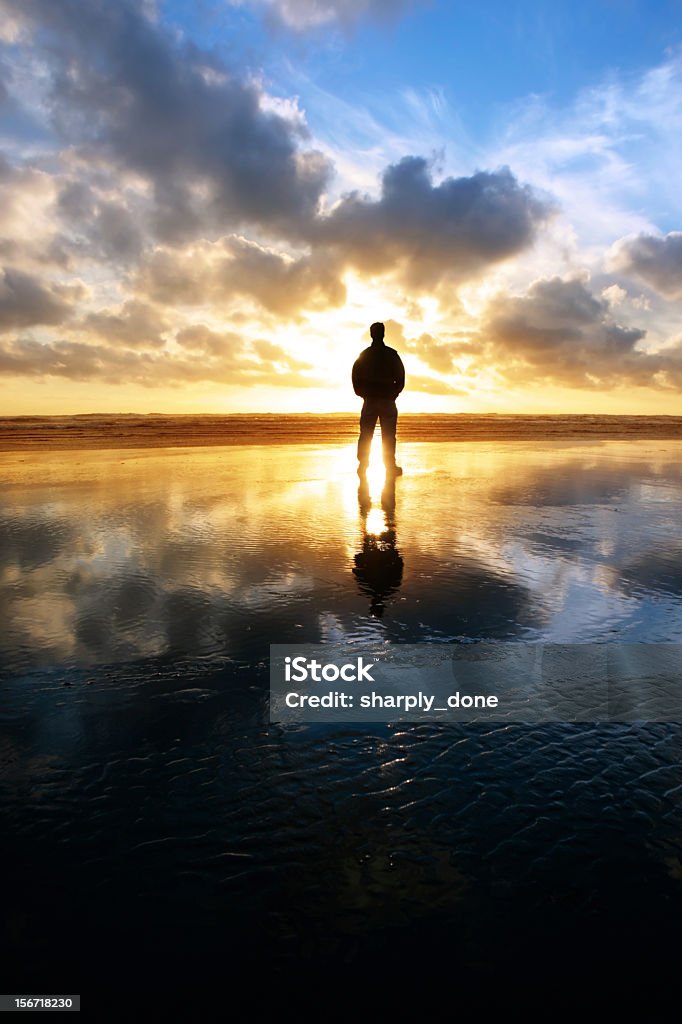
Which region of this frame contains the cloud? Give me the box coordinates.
[0,157,70,269]
[480,275,682,388]
[175,325,244,357]
[0,332,323,387]
[403,332,473,374]
[243,0,424,31]
[610,232,682,299]
[407,374,468,395]
[249,337,313,371]
[4,0,332,239]
[12,0,679,407]
[0,0,556,376]
[0,267,74,328]
[137,236,345,316]
[82,300,170,348]
[383,319,472,376]
[0,338,132,380]
[175,324,312,372]
[4,0,549,288]
[317,157,554,287]
[58,181,144,264]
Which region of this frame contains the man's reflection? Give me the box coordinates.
[353,476,404,617]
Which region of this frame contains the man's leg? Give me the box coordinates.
[357,400,378,472]
[379,400,399,469]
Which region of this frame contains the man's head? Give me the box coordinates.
[370,322,385,343]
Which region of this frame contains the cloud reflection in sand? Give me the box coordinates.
[3,440,682,672]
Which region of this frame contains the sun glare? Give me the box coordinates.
[366,439,387,498]
[364,506,387,536]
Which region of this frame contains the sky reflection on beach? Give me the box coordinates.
[2,439,682,673]
[4,439,682,1007]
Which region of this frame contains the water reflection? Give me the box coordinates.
[3,440,682,671]
[353,476,403,617]
[3,440,682,1005]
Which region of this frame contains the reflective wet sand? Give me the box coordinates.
[4,439,682,672]
[2,439,682,1009]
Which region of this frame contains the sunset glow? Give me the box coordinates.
[2,1,682,414]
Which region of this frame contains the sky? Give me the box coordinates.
[1,0,682,414]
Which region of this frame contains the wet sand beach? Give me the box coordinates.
[2,431,682,1013]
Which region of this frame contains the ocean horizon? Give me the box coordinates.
[3,412,682,451]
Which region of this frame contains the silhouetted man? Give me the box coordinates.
[352,322,405,477]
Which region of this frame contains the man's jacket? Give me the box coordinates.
[352,342,405,400]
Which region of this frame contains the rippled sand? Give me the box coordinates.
[2,439,682,1011]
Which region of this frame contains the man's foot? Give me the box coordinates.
[385,464,403,477]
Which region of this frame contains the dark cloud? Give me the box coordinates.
[0,237,72,270]
[480,276,682,388]
[215,236,344,314]
[316,158,553,287]
[175,325,244,357]
[82,300,170,348]
[175,325,313,373]
[0,235,71,272]
[612,232,682,299]
[0,317,319,385]
[137,236,345,316]
[0,61,9,108]
[91,201,144,263]
[5,0,332,239]
[256,0,425,31]
[0,267,73,329]
[58,182,143,262]
[0,329,321,387]
[0,337,158,381]
[57,180,94,223]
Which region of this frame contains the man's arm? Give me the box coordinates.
[352,356,366,397]
[393,353,405,398]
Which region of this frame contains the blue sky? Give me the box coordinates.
[170,1,681,104]
[177,1,682,131]
[1,0,682,413]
